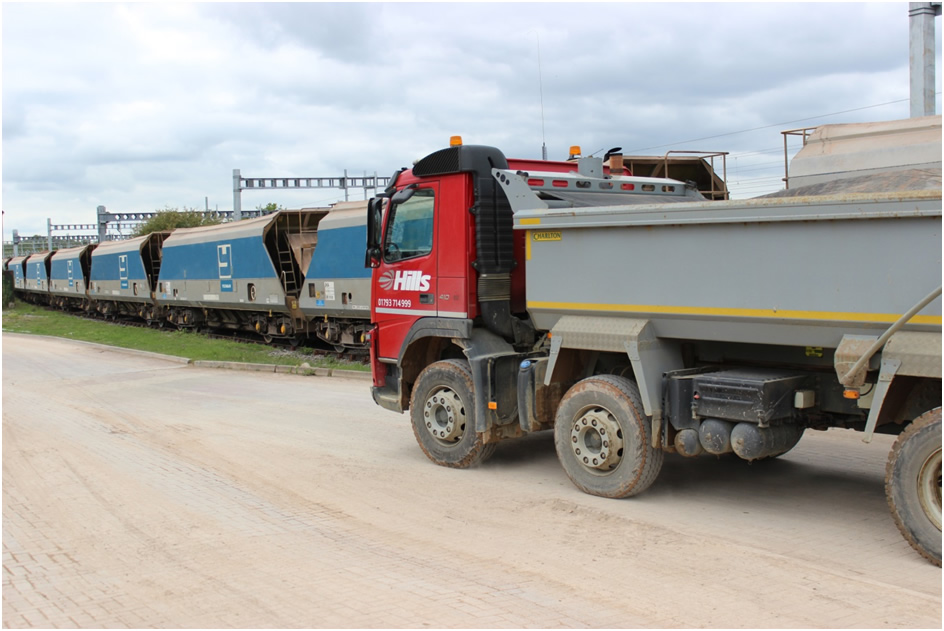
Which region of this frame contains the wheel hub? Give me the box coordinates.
[918,446,942,531]
[570,406,624,471]
[424,387,466,444]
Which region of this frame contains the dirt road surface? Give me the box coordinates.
[2,333,941,628]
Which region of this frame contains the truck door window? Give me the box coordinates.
[383,188,435,262]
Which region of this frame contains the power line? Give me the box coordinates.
[728,160,785,173]
[727,146,784,158]
[627,97,916,153]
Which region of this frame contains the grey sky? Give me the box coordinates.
[2,2,941,240]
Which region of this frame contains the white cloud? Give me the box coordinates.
[2,2,940,240]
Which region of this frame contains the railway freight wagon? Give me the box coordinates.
[90,232,170,321]
[365,142,943,565]
[8,256,28,291]
[6,206,376,350]
[49,244,97,310]
[23,252,53,299]
[156,211,323,340]
[297,201,372,351]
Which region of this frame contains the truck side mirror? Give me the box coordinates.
[365,197,384,268]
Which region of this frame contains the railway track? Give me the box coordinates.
[22,301,369,364]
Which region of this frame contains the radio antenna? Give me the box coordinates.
[536,32,547,160]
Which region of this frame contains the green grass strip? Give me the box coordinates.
[1,302,368,371]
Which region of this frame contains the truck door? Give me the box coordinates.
[373,183,439,360]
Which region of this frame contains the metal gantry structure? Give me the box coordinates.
[232,169,390,220]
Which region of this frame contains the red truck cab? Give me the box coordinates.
[364,143,663,468]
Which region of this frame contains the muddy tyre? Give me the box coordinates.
[409,360,496,468]
[886,408,942,566]
[554,375,663,498]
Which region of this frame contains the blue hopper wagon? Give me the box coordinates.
[297,201,372,351]
[156,210,324,340]
[23,252,53,299]
[90,232,170,322]
[8,256,29,292]
[49,244,98,310]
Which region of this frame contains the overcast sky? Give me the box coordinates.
[2,2,942,241]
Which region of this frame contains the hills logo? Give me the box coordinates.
[379,270,431,292]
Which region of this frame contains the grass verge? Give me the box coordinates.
[2,302,369,371]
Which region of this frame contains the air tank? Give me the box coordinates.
[730,423,804,461]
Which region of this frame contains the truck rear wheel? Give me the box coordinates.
[409,359,496,469]
[554,375,663,498]
[886,407,942,566]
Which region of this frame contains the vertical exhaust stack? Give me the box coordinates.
[910,2,942,118]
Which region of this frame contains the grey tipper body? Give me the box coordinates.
[504,170,941,426]
[515,189,942,346]
[494,157,940,566]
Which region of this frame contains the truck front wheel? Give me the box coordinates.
[886,407,942,566]
[554,375,663,498]
[409,359,497,469]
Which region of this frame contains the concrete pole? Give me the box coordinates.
[233,169,242,221]
[47,218,53,252]
[909,2,941,118]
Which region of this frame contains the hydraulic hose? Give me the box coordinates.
[840,285,942,386]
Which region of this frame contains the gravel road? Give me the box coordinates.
[3,333,941,628]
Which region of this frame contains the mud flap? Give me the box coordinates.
[456,328,521,437]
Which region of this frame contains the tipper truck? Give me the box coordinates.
[364,140,942,565]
